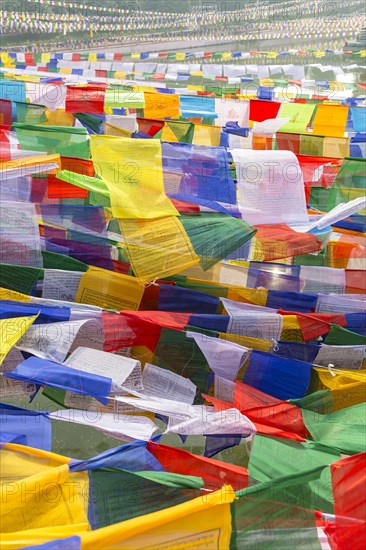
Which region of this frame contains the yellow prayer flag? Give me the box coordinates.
[41,53,51,63]
[91,136,179,219]
[282,316,302,331]
[0,485,235,550]
[103,122,132,137]
[0,154,61,175]
[113,71,126,80]
[179,263,222,282]
[88,53,97,62]
[0,525,89,550]
[0,288,31,302]
[226,260,250,268]
[15,75,39,83]
[276,89,296,99]
[190,71,203,77]
[222,52,232,60]
[329,81,345,91]
[312,104,349,137]
[1,53,10,64]
[193,124,221,146]
[136,85,156,93]
[259,78,274,87]
[239,93,257,100]
[0,315,37,364]
[161,123,180,142]
[323,136,350,158]
[267,52,278,59]
[220,332,273,352]
[0,444,89,533]
[119,217,199,284]
[75,266,144,309]
[130,345,154,367]
[81,485,235,549]
[59,67,72,75]
[227,286,268,307]
[281,315,303,343]
[44,109,75,127]
[315,368,366,410]
[176,52,186,61]
[143,92,180,119]
[187,85,204,91]
[131,52,141,59]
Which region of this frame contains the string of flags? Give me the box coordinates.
[2,48,366,66]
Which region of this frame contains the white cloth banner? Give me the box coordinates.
[231,149,308,225]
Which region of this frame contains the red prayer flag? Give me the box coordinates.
[147,441,249,491]
[95,70,108,78]
[249,99,281,122]
[276,131,301,154]
[296,154,341,202]
[65,85,106,114]
[139,281,175,311]
[137,117,165,137]
[204,392,307,442]
[0,125,11,161]
[102,311,190,352]
[234,382,309,439]
[278,310,347,340]
[346,270,366,294]
[170,198,200,213]
[254,224,322,261]
[327,453,366,550]
[25,53,34,65]
[47,175,89,199]
[60,157,95,177]
[0,100,12,127]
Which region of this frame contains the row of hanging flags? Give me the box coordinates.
[0,57,365,550]
[2,48,366,65]
[1,60,365,100]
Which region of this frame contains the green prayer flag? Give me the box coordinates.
[166,120,195,143]
[278,103,316,134]
[303,403,366,456]
[0,263,42,295]
[248,435,339,513]
[233,466,326,550]
[181,213,257,271]
[15,101,47,125]
[42,251,89,272]
[89,468,203,528]
[289,390,334,415]
[14,123,90,159]
[74,113,103,134]
[325,324,366,345]
[300,134,325,156]
[104,88,145,109]
[57,170,109,197]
